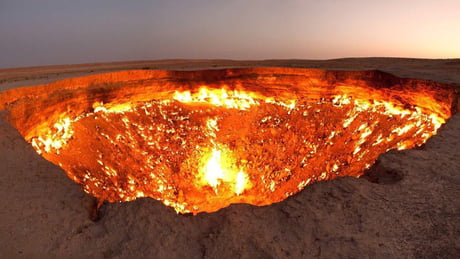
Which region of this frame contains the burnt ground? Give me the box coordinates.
[0,58,459,258]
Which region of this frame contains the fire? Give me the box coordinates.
[199,116,251,196]
[92,102,133,114]
[173,87,261,110]
[199,146,251,195]
[235,170,249,195]
[30,117,74,154]
[202,148,224,189]
[1,68,457,214]
[173,87,296,111]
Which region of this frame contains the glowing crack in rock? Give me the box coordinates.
[0,68,457,214]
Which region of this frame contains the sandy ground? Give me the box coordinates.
[0,58,459,258]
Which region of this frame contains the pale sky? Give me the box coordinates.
[0,0,459,68]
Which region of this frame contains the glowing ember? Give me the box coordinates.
[0,68,457,214]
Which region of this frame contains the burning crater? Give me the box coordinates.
[0,68,457,214]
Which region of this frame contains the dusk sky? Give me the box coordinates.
[1,0,459,68]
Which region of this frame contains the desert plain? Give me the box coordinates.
[0,58,459,258]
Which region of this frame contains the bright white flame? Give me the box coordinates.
[173,87,259,110]
[235,170,249,195]
[203,148,225,190]
[30,117,74,154]
[199,145,251,195]
[172,87,297,111]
